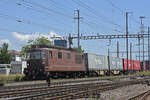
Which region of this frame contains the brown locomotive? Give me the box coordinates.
[24,45,86,79]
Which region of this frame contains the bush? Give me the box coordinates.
[0,74,25,83]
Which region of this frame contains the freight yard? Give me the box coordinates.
[0,76,150,100]
[1,0,150,100]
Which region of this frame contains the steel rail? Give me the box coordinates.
[4,79,146,100]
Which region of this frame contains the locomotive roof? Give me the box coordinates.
[29,45,82,53]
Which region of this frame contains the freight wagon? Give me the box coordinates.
[140,61,146,71]
[84,53,123,76]
[109,56,123,74]
[142,61,150,71]
[84,53,108,76]
[123,59,141,72]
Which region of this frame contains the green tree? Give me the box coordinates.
[21,37,52,57]
[0,43,11,64]
[32,37,52,46]
[20,45,31,57]
[73,46,84,52]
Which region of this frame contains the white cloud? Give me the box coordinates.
[13,32,31,41]
[0,39,11,45]
[12,31,63,42]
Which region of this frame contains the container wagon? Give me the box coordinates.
[109,56,123,75]
[143,61,150,71]
[123,59,141,72]
[84,53,108,76]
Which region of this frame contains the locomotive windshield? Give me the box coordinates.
[30,51,41,59]
[26,51,46,60]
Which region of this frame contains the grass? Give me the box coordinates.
[1,71,150,84]
[131,71,150,76]
[0,74,25,84]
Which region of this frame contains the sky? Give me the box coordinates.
[0,0,150,60]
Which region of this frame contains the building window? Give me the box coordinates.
[66,53,71,59]
[58,52,62,59]
[75,55,82,64]
[49,51,53,58]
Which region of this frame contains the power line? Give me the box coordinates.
[72,0,125,31]
[21,0,73,19]
[46,0,124,33]
[0,13,65,31]
[16,2,72,31]
[105,0,141,25]
[81,20,124,33]
[0,27,33,34]
[47,0,123,33]
[105,0,124,14]
[80,12,124,33]
[47,0,74,10]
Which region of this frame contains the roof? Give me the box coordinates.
[0,64,11,68]
[30,45,82,53]
[8,50,20,55]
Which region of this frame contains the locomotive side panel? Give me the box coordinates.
[46,48,86,72]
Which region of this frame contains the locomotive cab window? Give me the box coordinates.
[66,53,71,59]
[75,55,82,64]
[58,52,62,59]
[41,51,46,59]
[49,51,53,58]
[30,51,40,59]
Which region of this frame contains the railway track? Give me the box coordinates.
[1,79,147,100]
[0,82,109,98]
[127,89,150,100]
[0,77,112,92]
[1,75,148,91]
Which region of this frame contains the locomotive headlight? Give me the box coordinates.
[42,61,46,65]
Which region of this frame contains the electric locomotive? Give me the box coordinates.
[24,45,86,80]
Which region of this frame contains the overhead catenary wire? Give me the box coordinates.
[0,27,33,34]
[46,0,74,10]
[80,12,123,33]
[105,0,141,25]
[72,0,125,32]
[81,19,124,33]
[46,0,122,33]
[16,2,72,32]
[0,13,66,32]
[21,0,73,19]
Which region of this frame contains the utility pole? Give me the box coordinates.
[68,33,73,49]
[138,34,141,61]
[117,41,120,57]
[140,16,146,63]
[148,27,150,70]
[108,48,111,76]
[130,43,132,72]
[126,12,129,72]
[74,10,82,49]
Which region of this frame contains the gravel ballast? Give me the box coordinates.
[98,84,150,100]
